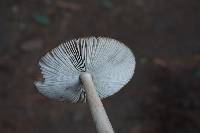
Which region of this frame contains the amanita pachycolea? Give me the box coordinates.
[35,37,135,133]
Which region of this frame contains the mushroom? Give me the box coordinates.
[35,37,135,133]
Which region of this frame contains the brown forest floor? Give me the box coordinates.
[0,0,200,133]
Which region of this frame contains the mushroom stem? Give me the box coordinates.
[80,72,114,133]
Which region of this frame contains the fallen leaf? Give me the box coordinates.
[21,39,44,52]
[56,1,81,11]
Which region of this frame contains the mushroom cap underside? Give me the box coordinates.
[34,37,135,103]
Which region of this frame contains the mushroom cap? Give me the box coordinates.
[35,37,135,103]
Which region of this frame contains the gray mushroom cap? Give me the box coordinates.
[34,37,135,103]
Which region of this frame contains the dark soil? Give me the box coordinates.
[0,0,200,133]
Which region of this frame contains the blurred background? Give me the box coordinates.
[0,0,200,133]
